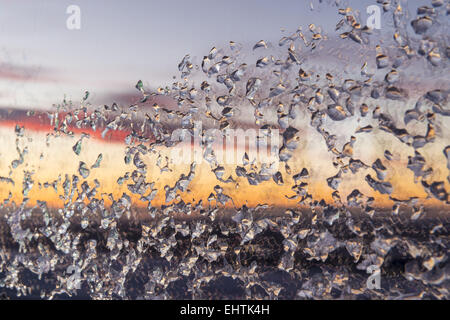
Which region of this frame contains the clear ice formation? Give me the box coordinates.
[0,0,449,300]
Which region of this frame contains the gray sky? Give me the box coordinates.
[0,0,422,110]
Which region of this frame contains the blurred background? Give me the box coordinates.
[0,0,399,110]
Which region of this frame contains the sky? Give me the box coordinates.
[0,0,447,209]
[0,0,419,110]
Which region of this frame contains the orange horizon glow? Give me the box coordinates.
[0,119,448,211]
